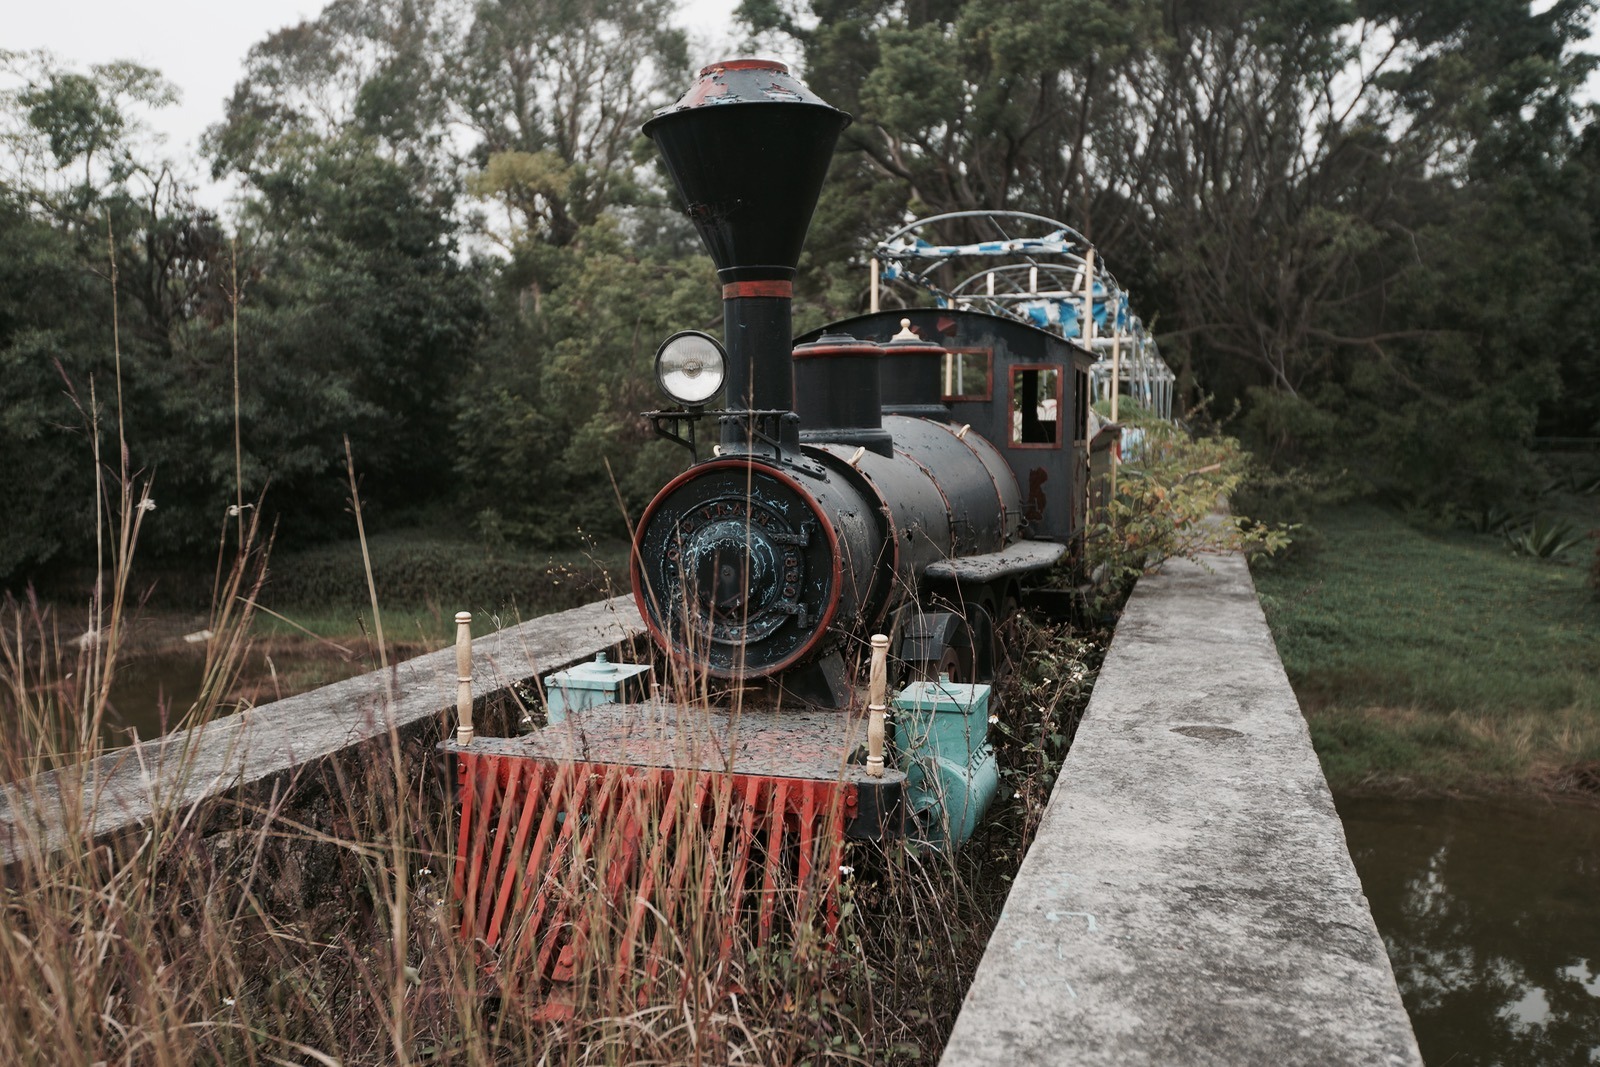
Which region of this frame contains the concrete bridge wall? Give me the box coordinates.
[939,553,1422,1066]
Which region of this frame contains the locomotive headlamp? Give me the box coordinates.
[655,331,727,406]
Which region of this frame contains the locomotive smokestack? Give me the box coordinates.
[644,61,850,445]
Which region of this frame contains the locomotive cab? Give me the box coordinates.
[796,308,1097,546]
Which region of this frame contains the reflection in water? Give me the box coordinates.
[105,649,372,745]
[1338,797,1600,1066]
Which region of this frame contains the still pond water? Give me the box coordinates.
[1338,797,1600,1066]
[105,649,369,743]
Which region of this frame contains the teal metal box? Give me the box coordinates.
[892,676,999,849]
[543,653,653,724]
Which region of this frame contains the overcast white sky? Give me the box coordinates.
[6,0,745,209]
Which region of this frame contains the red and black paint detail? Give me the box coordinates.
[633,460,847,678]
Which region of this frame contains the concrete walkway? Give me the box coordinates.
[940,553,1421,1066]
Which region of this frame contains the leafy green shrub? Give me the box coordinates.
[1462,504,1528,535]
[987,618,1106,836]
[1086,422,1293,591]
[1501,516,1587,559]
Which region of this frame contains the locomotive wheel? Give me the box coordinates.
[967,602,998,683]
[899,612,976,685]
[909,642,970,684]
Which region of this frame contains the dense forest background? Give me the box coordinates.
[2,0,1597,588]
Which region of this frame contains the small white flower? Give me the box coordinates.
[988,714,999,725]
[223,997,236,1007]
[1014,790,1023,799]
[136,497,156,513]
[226,503,254,517]
[418,867,432,876]
[838,864,854,877]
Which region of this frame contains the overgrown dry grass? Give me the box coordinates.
[0,514,1111,1066]
[0,234,1115,1060]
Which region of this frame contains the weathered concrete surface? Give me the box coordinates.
[0,596,643,865]
[940,554,1421,1067]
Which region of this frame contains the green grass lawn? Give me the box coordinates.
[253,528,631,645]
[1252,500,1600,792]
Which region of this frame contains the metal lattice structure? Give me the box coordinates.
[869,211,1175,420]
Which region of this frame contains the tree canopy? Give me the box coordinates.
[1,0,1597,587]
[742,0,1598,506]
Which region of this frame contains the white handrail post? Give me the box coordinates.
[866,633,890,778]
[454,611,474,746]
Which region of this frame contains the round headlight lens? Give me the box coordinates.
[655,331,727,406]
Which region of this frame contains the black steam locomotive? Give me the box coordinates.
[444,61,1099,991]
[631,59,1094,702]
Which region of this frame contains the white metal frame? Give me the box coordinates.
[868,210,1175,422]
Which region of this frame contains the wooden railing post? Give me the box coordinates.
[866,633,889,777]
[455,611,474,746]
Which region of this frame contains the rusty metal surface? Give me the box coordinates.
[642,62,848,282]
[451,750,856,1005]
[451,703,906,787]
[650,60,838,115]
[926,416,1023,545]
[882,416,1019,552]
[922,539,1066,583]
[795,333,890,455]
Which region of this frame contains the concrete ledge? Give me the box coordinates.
[0,596,643,864]
[940,554,1421,1066]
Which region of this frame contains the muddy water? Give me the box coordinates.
[104,652,210,740]
[1338,797,1600,1066]
[105,648,378,744]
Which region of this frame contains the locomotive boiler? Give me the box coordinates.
[442,59,1096,1004]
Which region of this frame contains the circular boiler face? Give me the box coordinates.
[632,461,841,679]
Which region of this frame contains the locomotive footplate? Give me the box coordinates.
[441,703,905,844]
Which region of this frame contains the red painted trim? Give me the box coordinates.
[700,59,789,76]
[1006,362,1066,451]
[791,343,882,360]
[630,458,844,680]
[721,280,793,299]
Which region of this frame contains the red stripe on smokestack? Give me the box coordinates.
[722,280,794,299]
